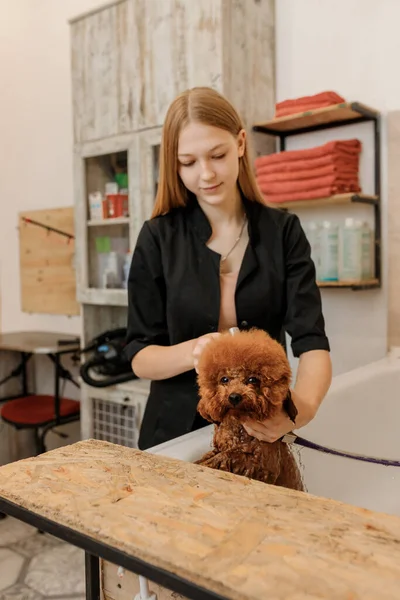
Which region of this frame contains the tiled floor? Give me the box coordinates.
[0,516,85,600]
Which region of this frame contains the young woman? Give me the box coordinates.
[125,87,332,450]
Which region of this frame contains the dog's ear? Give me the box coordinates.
[197,394,220,425]
[283,389,298,423]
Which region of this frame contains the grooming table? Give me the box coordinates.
[0,440,399,600]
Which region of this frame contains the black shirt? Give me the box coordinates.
[125,196,330,449]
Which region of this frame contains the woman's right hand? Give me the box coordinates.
[192,332,221,373]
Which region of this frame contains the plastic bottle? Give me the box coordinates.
[319,220,339,282]
[122,252,132,288]
[358,220,374,280]
[102,252,123,289]
[304,221,322,280]
[338,218,362,282]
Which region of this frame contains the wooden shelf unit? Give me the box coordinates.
[318,278,379,290]
[266,192,378,211]
[78,287,128,307]
[253,102,379,136]
[87,217,130,227]
[253,101,382,290]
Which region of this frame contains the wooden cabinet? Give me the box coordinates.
[71,0,275,308]
[70,0,275,443]
[70,0,224,140]
[70,0,275,143]
[74,135,134,305]
[73,127,163,304]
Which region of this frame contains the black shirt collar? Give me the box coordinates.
[186,192,261,245]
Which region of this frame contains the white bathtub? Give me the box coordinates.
[149,349,400,517]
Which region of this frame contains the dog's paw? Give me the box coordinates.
[195,450,218,465]
[197,451,230,472]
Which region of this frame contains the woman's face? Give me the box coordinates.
[177,121,245,208]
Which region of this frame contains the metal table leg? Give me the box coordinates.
[85,552,100,600]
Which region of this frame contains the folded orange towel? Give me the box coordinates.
[254,140,362,169]
[262,184,361,204]
[255,155,358,175]
[275,91,346,118]
[255,156,358,177]
[275,102,344,118]
[257,175,359,194]
[276,91,345,110]
[257,174,360,195]
[255,163,358,182]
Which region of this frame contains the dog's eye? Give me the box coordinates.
[220,376,230,384]
[246,376,260,385]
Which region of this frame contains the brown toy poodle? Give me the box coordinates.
[195,328,304,491]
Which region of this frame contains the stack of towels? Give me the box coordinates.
[255,139,362,204]
[275,91,345,118]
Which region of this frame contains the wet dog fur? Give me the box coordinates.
[195,329,304,491]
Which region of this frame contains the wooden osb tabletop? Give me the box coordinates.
[0,439,399,600]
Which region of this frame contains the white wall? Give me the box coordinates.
[0,0,107,335]
[0,1,111,413]
[276,0,400,375]
[0,0,398,378]
[276,0,400,113]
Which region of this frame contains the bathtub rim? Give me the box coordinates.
[324,349,400,397]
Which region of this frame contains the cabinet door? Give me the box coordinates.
[71,5,120,143]
[129,127,162,248]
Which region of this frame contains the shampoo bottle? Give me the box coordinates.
[358,220,374,280]
[339,218,362,282]
[305,221,322,280]
[319,220,339,282]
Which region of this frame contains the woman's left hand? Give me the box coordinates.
[242,391,317,443]
[241,407,295,443]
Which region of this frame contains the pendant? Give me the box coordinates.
[220,258,228,275]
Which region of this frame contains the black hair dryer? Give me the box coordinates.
[79,328,138,388]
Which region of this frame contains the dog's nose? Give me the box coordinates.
[229,392,242,406]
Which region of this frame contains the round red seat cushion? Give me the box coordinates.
[1,395,80,426]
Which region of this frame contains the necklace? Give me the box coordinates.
[220,215,247,267]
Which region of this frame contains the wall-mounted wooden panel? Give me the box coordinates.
[19,207,80,316]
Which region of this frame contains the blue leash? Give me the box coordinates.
[282,433,400,468]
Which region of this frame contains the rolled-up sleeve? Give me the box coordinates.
[124,221,169,363]
[283,214,330,357]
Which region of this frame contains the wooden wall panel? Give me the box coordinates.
[19,207,80,316]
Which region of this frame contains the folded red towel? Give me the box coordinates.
[276,91,345,110]
[254,140,362,169]
[257,174,360,195]
[262,184,361,204]
[255,155,359,176]
[275,91,346,118]
[275,102,344,118]
[255,163,358,182]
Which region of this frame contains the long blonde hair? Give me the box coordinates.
[151,87,265,217]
